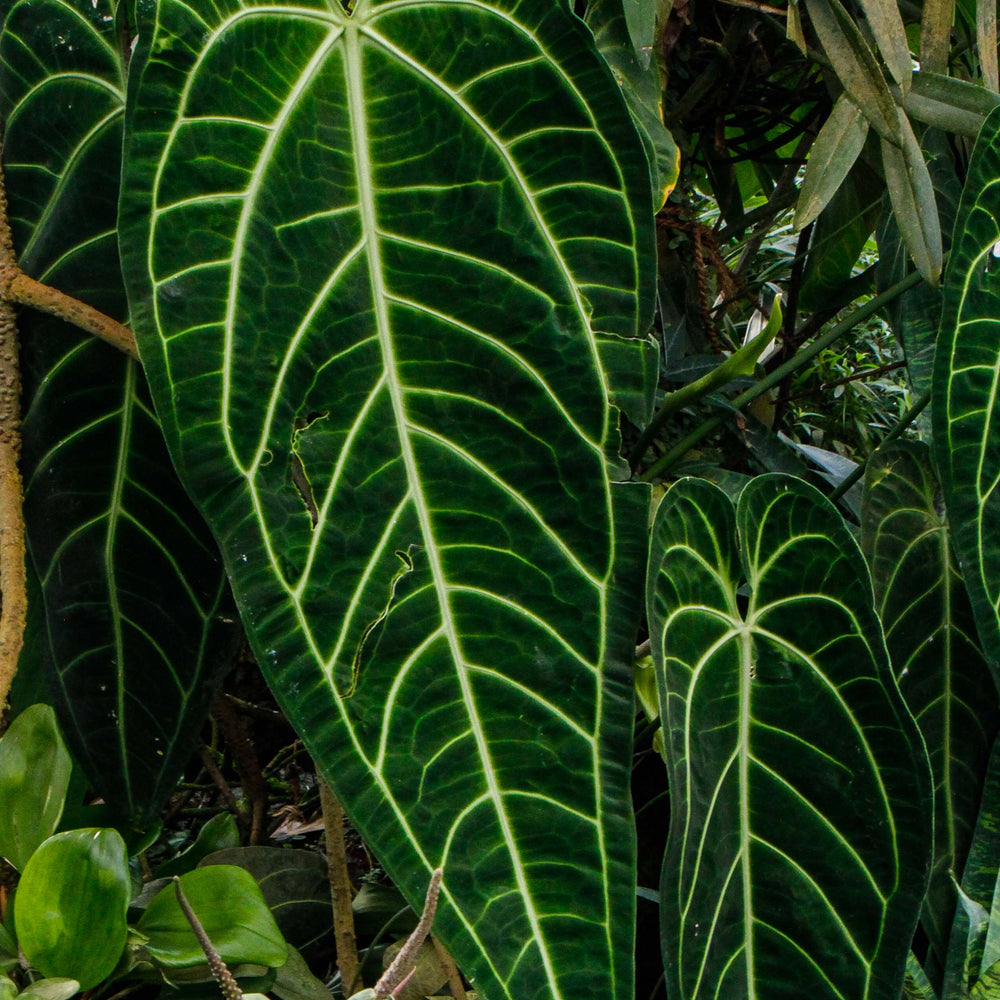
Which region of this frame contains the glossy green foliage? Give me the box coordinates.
[646,475,932,1000]
[138,867,287,970]
[0,705,70,871]
[15,829,129,989]
[862,441,998,960]
[118,1,655,997]
[199,847,332,954]
[0,0,238,825]
[934,104,1000,679]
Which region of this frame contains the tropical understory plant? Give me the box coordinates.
[5,0,1000,999]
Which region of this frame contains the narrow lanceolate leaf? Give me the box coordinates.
[647,475,932,1000]
[856,0,912,91]
[118,2,655,999]
[795,93,869,231]
[803,0,900,142]
[934,104,1000,680]
[0,0,237,825]
[881,109,944,286]
[861,441,998,963]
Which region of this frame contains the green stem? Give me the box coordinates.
[639,268,927,481]
[827,388,931,504]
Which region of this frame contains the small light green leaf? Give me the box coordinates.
[647,475,933,1000]
[18,980,81,1000]
[881,109,943,285]
[796,94,870,230]
[904,952,938,1000]
[155,813,240,878]
[138,867,287,970]
[15,829,130,990]
[0,705,70,871]
[803,0,901,141]
[271,945,332,1000]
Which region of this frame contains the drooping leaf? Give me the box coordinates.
[861,440,999,963]
[803,0,901,141]
[647,475,932,1000]
[138,867,287,970]
[934,103,1000,679]
[15,829,130,990]
[877,126,962,399]
[0,0,238,826]
[795,93,870,231]
[0,704,71,871]
[856,0,912,90]
[118,3,655,1000]
[899,72,1000,137]
[881,110,944,286]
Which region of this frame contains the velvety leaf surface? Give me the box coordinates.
[0,0,237,825]
[861,440,998,962]
[647,475,932,1000]
[118,1,654,998]
[934,104,1000,686]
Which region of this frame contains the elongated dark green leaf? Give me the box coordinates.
[803,0,900,141]
[934,104,1000,679]
[856,0,911,90]
[0,0,238,825]
[882,110,944,286]
[795,93,870,231]
[647,475,932,1000]
[861,441,998,963]
[877,126,961,399]
[118,2,654,998]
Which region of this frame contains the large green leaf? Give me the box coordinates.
[118,1,654,998]
[934,104,1000,679]
[0,0,238,825]
[861,440,998,963]
[646,474,932,1000]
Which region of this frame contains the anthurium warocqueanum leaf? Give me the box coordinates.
[861,440,998,962]
[118,1,655,998]
[0,0,238,825]
[934,103,1000,682]
[646,474,932,1000]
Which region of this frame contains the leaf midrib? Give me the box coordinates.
[342,22,564,998]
